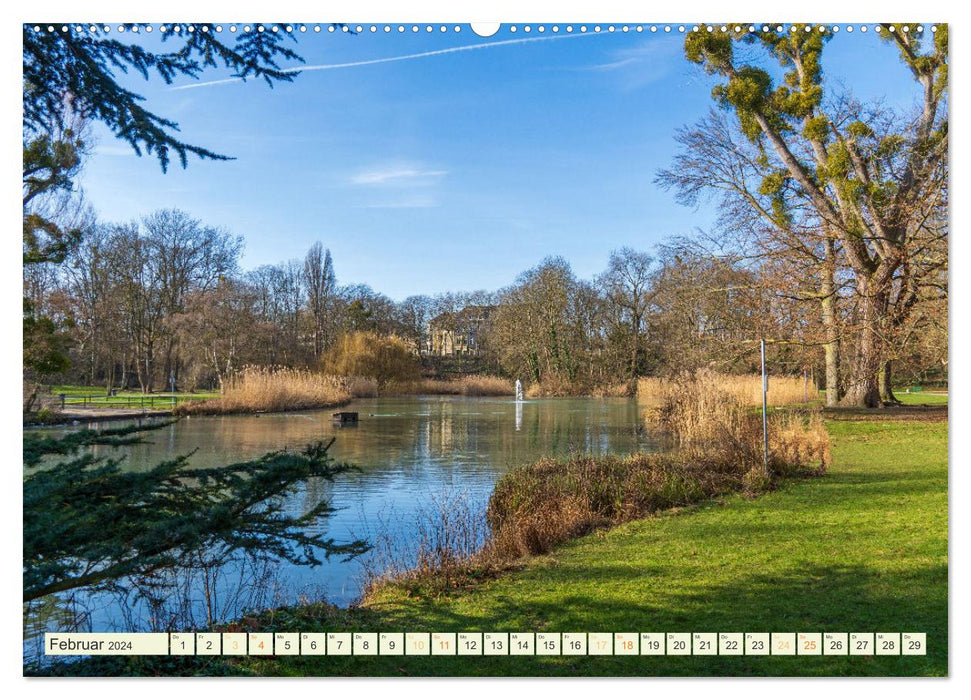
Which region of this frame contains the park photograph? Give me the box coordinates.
[19,16,948,680]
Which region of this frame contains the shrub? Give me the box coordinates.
[592,381,636,398]
[342,376,380,398]
[31,406,61,425]
[486,451,744,560]
[358,491,491,602]
[525,376,586,398]
[321,332,421,388]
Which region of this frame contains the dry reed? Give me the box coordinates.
[485,451,740,561]
[591,381,636,398]
[184,367,351,414]
[392,375,513,397]
[525,376,583,398]
[343,376,379,398]
[358,491,493,602]
[638,371,814,408]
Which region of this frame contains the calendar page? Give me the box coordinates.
[17,0,950,687]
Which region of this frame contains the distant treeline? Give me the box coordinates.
[23,208,946,396]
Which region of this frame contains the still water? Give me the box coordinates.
[30,396,656,639]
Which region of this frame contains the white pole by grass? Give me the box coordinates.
[761,339,769,477]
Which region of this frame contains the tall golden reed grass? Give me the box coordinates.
[643,369,830,471]
[638,371,813,408]
[395,375,513,397]
[524,377,635,398]
[183,367,515,414]
[185,367,351,414]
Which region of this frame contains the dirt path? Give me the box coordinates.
[824,404,948,422]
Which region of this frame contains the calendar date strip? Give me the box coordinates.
[44,632,926,657]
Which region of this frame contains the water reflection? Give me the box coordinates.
[36,397,656,623]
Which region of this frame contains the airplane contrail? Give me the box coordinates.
[171,32,597,90]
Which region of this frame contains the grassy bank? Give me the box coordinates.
[897,391,949,406]
[49,385,219,401]
[249,411,947,677]
[54,409,945,677]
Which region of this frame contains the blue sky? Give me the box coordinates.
[79,25,926,300]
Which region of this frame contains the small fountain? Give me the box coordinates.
[514,379,524,431]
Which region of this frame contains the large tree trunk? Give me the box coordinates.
[821,237,842,407]
[824,338,841,407]
[138,343,155,393]
[879,359,900,404]
[841,282,884,408]
[104,359,115,397]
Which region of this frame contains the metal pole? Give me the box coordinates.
[761,339,769,476]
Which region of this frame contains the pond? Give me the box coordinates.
[26,396,658,645]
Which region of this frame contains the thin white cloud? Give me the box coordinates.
[171,33,597,91]
[586,57,637,71]
[350,167,448,185]
[578,39,681,89]
[349,161,447,209]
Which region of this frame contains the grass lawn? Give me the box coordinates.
[50,409,947,677]
[48,384,218,406]
[896,391,949,406]
[209,412,946,677]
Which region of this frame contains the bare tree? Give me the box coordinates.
[597,247,656,382]
[658,110,847,405]
[303,242,336,358]
[142,209,241,389]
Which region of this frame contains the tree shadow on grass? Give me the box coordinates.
[36,560,945,677]
[263,562,944,677]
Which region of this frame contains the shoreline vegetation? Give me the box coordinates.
[358,370,831,601]
[180,368,517,416]
[26,368,947,425]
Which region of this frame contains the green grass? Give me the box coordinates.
[231,415,947,677]
[896,391,949,406]
[48,385,218,406]
[46,415,948,677]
